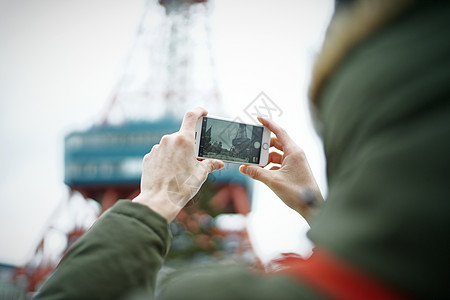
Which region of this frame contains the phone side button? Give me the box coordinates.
[262,143,269,150]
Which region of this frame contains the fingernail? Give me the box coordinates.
[240,165,247,174]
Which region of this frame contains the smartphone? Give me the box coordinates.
[195,116,270,166]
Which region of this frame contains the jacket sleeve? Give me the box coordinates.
[34,200,172,300]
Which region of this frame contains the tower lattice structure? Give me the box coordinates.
[22,0,258,292]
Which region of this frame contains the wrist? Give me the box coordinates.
[132,193,181,223]
[296,186,323,223]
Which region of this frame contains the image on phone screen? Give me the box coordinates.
[198,117,264,164]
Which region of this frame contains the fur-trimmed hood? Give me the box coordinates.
[309,0,415,106]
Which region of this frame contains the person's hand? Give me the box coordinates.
[239,117,323,223]
[133,108,224,223]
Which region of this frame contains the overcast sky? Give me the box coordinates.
[0,0,333,266]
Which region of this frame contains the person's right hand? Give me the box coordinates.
[133,107,224,223]
[239,117,323,223]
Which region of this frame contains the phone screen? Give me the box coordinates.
[198,117,264,164]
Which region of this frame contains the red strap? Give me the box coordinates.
[274,250,409,300]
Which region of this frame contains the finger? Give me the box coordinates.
[239,165,272,185]
[150,144,159,152]
[200,158,224,174]
[269,151,283,165]
[179,107,208,137]
[270,137,283,151]
[257,117,295,152]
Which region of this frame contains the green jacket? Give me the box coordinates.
[35,2,450,299]
[35,201,321,300]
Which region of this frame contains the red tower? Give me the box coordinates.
[24,0,257,293]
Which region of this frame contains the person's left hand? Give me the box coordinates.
[239,117,323,223]
[133,107,224,222]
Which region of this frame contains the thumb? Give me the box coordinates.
[200,159,224,173]
[239,165,272,185]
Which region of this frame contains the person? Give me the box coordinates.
[35,1,450,299]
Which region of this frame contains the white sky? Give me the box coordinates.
[0,0,333,266]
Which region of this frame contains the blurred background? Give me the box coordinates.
[0,0,333,297]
